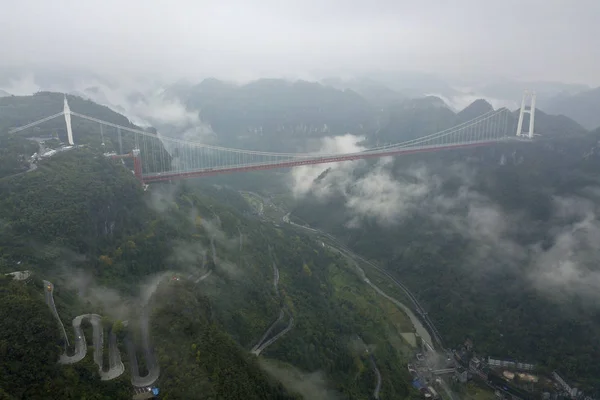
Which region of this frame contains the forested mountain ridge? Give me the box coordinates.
[544,86,600,130]
[0,92,155,179]
[169,78,378,151]
[291,129,600,393]
[374,96,586,144]
[0,97,424,399]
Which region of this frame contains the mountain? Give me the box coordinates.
[375,96,455,144]
[544,87,600,130]
[364,71,459,98]
[374,96,586,145]
[321,77,406,109]
[0,94,419,399]
[475,80,590,109]
[0,92,162,179]
[173,78,377,151]
[455,99,494,123]
[514,108,588,137]
[290,125,600,392]
[0,89,10,97]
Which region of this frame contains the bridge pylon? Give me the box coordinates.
[63,95,74,145]
[516,90,536,139]
[132,148,143,183]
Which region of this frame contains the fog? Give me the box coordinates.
[1,0,600,85]
[292,135,600,304]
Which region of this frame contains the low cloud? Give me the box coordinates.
[293,148,600,304]
[58,267,171,320]
[259,359,340,400]
[1,73,216,142]
[428,91,517,112]
[291,135,437,226]
[1,73,41,95]
[291,133,366,199]
[147,184,242,280]
[529,196,600,306]
[347,160,434,227]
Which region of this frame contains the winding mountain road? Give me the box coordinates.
[43,280,158,385]
[44,281,125,380]
[126,311,160,388]
[251,250,294,356]
[358,335,382,399]
[370,353,382,400]
[253,314,294,356]
[251,309,285,354]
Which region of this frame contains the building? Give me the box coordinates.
[488,357,534,371]
[5,270,31,281]
[455,367,468,383]
[470,356,482,370]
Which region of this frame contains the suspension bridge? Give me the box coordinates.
[8,93,537,184]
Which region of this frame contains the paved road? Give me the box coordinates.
[251,309,285,354]
[126,311,160,388]
[282,216,461,400]
[253,314,294,356]
[282,217,445,348]
[43,280,159,384]
[251,254,294,356]
[194,270,213,283]
[358,336,382,400]
[43,280,70,349]
[210,237,217,265]
[369,353,382,399]
[44,281,125,379]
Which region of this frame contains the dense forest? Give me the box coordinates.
[292,129,600,393]
[0,94,425,398]
[4,88,599,398]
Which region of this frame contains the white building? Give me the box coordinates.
[5,270,31,281]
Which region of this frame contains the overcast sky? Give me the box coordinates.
[1,0,599,84]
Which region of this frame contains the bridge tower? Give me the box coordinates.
[132,148,143,183]
[516,90,536,139]
[63,95,74,145]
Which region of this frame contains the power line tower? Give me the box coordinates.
[516,90,536,139]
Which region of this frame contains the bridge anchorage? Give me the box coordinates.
[9,92,536,183]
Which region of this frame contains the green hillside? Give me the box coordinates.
[0,95,423,399]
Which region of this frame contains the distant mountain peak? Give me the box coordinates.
[545,87,600,130]
[402,96,450,110]
[456,99,494,122]
[463,99,493,111]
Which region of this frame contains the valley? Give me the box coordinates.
[1,81,600,400]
